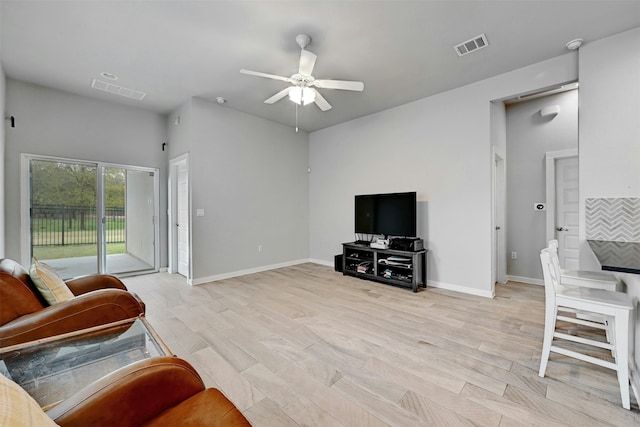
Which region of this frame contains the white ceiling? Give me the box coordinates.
[2,1,639,132]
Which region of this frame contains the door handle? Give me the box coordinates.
[495,226,501,230]
[556,226,568,231]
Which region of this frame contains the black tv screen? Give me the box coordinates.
[355,192,417,237]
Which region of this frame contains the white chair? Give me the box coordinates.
[539,248,634,409]
[548,240,619,291]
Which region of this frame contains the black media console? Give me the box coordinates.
[342,242,427,292]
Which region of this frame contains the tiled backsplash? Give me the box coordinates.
[585,197,640,242]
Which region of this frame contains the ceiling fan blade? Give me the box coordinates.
[264,87,292,104]
[311,88,332,111]
[240,69,291,83]
[314,79,364,91]
[298,50,317,76]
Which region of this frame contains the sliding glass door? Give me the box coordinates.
[104,167,156,275]
[26,156,159,279]
[30,159,99,277]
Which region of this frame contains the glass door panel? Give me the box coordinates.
[104,167,156,275]
[30,159,98,279]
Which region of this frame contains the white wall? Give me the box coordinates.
[168,97,309,283]
[578,27,640,377]
[309,54,578,297]
[506,90,578,282]
[4,79,168,267]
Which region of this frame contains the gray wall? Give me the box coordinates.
[506,90,578,282]
[4,79,168,267]
[167,97,309,282]
[0,0,4,258]
[0,64,5,258]
[309,54,578,297]
[578,27,640,374]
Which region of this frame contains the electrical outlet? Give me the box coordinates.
[258,245,262,252]
[511,251,517,260]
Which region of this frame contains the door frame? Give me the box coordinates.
[545,148,578,245]
[20,153,160,274]
[168,153,191,282]
[492,147,507,289]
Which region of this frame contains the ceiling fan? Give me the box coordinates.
[240,34,364,112]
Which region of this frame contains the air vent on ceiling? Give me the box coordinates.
[91,79,146,101]
[454,34,489,57]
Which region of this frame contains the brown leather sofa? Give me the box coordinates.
[46,356,252,426]
[0,258,145,347]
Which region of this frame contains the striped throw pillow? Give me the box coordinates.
[29,259,74,305]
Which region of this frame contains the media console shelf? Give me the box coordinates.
[342,242,427,292]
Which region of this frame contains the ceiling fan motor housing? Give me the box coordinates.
[291,73,315,86]
[295,34,311,50]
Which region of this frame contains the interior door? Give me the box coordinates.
[177,161,189,277]
[494,153,506,284]
[555,156,579,270]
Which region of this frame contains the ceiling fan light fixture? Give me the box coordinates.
[302,87,316,105]
[289,87,315,105]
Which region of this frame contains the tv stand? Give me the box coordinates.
[342,242,427,292]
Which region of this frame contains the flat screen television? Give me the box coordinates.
[355,191,417,237]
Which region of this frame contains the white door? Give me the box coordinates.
[555,156,579,270]
[494,153,507,284]
[177,162,189,277]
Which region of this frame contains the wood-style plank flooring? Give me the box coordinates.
[122,263,640,426]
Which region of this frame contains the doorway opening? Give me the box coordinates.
[499,84,579,285]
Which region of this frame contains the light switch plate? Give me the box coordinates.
[196,209,205,217]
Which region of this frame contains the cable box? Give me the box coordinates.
[389,238,424,251]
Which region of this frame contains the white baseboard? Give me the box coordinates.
[507,275,543,286]
[188,257,500,300]
[426,280,494,298]
[309,258,334,267]
[159,267,168,273]
[190,259,309,285]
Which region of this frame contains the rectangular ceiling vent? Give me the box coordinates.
[454,34,489,57]
[91,79,146,101]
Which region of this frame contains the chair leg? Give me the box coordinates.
[608,318,616,359]
[539,304,557,377]
[613,310,630,410]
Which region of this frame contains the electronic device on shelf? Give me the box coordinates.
[370,238,389,249]
[389,237,424,251]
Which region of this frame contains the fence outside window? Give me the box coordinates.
[31,204,125,247]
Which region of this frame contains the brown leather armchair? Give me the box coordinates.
[46,356,251,426]
[0,258,145,348]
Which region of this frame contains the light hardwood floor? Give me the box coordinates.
[122,263,640,426]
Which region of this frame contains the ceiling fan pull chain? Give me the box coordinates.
[295,103,299,133]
